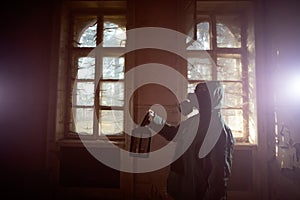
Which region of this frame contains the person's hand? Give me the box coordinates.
[140,109,155,126]
[148,109,155,122]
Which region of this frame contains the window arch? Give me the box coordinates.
[216,16,241,48]
[103,19,126,47]
[78,22,97,47]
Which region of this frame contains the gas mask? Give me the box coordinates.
[178,93,198,116]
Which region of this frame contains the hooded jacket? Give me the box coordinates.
[149,81,235,200]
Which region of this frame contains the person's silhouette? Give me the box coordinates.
[147,81,235,200]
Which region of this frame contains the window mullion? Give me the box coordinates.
[241,13,250,142]
[96,15,103,46]
[65,14,75,138]
[211,14,217,80]
[94,15,104,138]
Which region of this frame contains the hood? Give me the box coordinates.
[194,81,224,110]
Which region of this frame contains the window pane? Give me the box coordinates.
[197,22,210,50]
[100,82,124,106]
[78,57,95,79]
[103,16,126,47]
[188,58,212,80]
[186,28,194,45]
[99,110,124,135]
[188,83,198,93]
[73,17,97,47]
[76,82,95,106]
[103,57,124,79]
[217,55,242,81]
[73,108,94,135]
[221,109,243,138]
[217,16,241,48]
[187,22,210,50]
[79,23,97,47]
[223,82,243,108]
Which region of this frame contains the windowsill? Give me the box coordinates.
[56,138,255,146]
[57,140,255,150]
[57,138,125,148]
[234,142,258,150]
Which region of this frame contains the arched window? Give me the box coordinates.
[187,14,256,143]
[70,15,126,137]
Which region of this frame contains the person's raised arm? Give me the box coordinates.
[147,109,179,141]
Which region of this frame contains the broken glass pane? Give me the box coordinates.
[78,23,97,47]
[103,16,126,47]
[102,57,124,79]
[222,82,243,108]
[100,82,124,107]
[187,22,210,50]
[221,109,243,138]
[217,16,241,48]
[99,110,124,135]
[76,82,95,106]
[78,57,95,79]
[74,108,94,135]
[217,55,242,81]
[188,57,212,80]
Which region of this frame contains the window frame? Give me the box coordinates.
[58,2,127,141]
[187,5,256,143]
